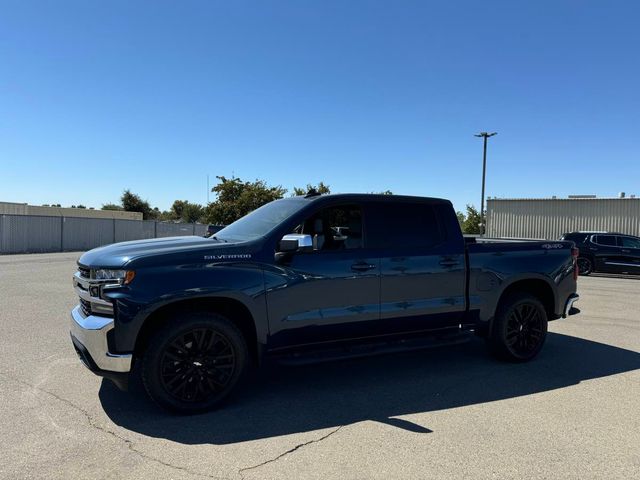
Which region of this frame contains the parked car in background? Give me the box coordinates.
[560,231,640,275]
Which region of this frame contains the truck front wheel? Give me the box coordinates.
[141,312,249,413]
[487,293,548,362]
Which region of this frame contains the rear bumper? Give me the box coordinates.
[562,293,580,318]
[70,306,132,381]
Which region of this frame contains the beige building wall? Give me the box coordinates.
[486,198,640,240]
[0,202,143,220]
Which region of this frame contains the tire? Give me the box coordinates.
[577,257,593,276]
[487,293,548,362]
[141,312,249,414]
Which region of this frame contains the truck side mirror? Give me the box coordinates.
[275,234,313,263]
[278,234,313,253]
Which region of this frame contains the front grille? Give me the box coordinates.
[80,298,91,316]
[78,266,90,279]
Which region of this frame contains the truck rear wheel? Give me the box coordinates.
[141,312,249,413]
[487,293,548,362]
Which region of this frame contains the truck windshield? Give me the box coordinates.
[213,198,307,242]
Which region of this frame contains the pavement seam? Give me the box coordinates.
[0,371,230,480]
[237,425,344,479]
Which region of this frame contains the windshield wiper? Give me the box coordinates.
[212,236,228,243]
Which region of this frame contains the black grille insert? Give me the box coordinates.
[80,298,91,316]
[78,266,90,279]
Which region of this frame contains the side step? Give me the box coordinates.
[270,330,474,366]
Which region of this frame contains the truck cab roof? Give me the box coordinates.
[295,193,451,205]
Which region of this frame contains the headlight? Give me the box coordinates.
[93,269,136,285]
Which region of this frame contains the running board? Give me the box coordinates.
[270,330,474,366]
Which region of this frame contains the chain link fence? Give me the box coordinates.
[0,214,208,254]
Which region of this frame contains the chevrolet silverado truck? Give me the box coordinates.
[70,193,580,413]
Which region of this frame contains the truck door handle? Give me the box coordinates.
[621,249,631,253]
[351,262,376,272]
[439,258,460,267]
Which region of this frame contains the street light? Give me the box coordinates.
[474,131,497,236]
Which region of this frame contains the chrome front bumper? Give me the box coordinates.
[70,306,132,373]
[563,293,580,318]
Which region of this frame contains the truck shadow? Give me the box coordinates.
[99,332,640,444]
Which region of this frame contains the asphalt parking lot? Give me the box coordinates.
[1,252,639,480]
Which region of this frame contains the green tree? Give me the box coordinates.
[456,211,465,228]
[170,200,205,223]
[292,181,331,196]
[461,204,484,234]
[152,207,171,221]
[156,209,173,221]
[121,190,156,220]
[101,203,123,211]
[206,176,286,224]
[182,203,205,223]
[170,200,188,219]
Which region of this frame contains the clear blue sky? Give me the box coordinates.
[1,1,639,213]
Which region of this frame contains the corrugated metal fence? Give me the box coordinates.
[486,198,640,240]
[0,215,209,254]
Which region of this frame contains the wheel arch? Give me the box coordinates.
[496,278,556,320]
[479,276,556,338]
[133,296,260,364]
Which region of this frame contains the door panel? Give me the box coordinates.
[265,251,380,348]
[616,236,640,273]
[265,203,381,349]
[380,251,466,331]
[367,201,466,334]
[591,235,622,272]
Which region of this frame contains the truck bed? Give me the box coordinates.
[464,237,577,326]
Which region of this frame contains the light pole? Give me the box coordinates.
[474,131,497,236]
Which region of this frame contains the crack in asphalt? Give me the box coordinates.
[0,371,230,480]
[238,425,344,479]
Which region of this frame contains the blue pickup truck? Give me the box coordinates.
[70,193,580,413]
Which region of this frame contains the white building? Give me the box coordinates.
[486,194,640,240]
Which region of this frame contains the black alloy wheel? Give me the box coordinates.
[504,302,545,358]
[487,293,548,362]
[160,328,236,403]
[577,257,593,276]
[142,312,249,413]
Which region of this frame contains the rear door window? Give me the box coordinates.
[620,236,640,249]
[366,203,444,249]
[595,235,618,246]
